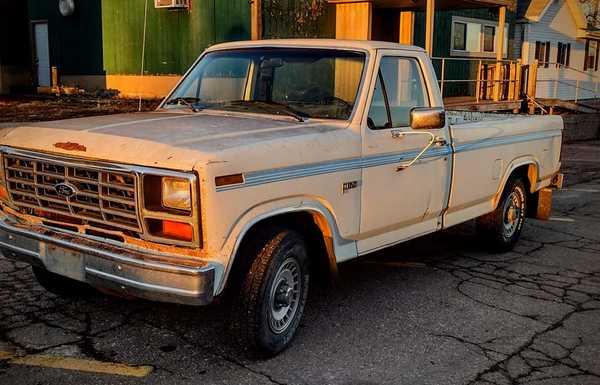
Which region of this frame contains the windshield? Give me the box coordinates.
[163,48,366,120]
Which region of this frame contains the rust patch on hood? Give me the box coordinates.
[54,142,87,152]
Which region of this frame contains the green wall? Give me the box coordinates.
[413,8,515,57]
[0,0,31,67]
[413,8,516,98]
[101,0,250,75]
[27,0,250,76]
[27,0,104,76]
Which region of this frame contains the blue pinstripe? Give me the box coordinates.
[216,129,561,192]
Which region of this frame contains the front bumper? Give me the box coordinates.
[0,214,217,306]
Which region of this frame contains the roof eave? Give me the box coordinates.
[578,29,600,39]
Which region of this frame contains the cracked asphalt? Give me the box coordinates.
[1,142,599,385]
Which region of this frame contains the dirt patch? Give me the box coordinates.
[0,95,161,123]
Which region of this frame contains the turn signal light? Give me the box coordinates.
[215,173,244,187]
[161,220,193,242]
[0,185,8,202]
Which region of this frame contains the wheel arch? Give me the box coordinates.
[493,157,540,210]
[216,201,356,295]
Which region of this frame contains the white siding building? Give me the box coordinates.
[516,0,600,100]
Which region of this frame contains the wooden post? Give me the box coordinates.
[335,1,372,40]
[440,58,445,98]
[493,6,506,101]
[496,6,506,63]
[476,60,482,103]
[514,59,522,103]
[508,61,516,101]
[251,0,262,40]
[527,60,539,114]
[399,11,415,45]
[425,0,435,56]
[333,1,372,102]
[513,60,522,113]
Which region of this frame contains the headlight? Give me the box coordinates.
[161,177,191,211]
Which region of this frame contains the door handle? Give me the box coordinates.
[434,138,448,147]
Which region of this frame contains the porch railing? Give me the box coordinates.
[431,57,523,104]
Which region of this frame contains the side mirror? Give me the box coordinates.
[410,107,446,130]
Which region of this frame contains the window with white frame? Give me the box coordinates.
[556,42,571,67]
[535,41,550,68]
[453,22,467,51]
[584,40,599,71]
[483,26,495,52]
[451,16,508,58]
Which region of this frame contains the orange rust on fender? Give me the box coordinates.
[54,142,87,152]
[309,212,339,279]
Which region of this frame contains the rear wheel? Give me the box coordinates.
[232,228,310,356]
[476,178,527,252]
[32,266,92,297]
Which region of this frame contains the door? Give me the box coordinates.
[357,51,452,254]
[33,22,50,87]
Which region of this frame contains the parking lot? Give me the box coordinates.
[0,141,599,385]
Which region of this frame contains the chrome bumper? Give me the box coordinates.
[0,215,217,306]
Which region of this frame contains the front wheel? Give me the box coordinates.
[476,178,527,252]
[232,228,310,356]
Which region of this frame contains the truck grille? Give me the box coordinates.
[3,154,141,232]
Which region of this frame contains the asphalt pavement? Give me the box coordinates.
[0,141,599,385]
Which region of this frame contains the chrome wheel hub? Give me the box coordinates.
[502,191,523,239]
[268,258,301,334]
[274,284,293,308]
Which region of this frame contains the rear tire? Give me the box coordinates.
[32,266,92,297]
[476,178,527,252]
[231,228,310,356]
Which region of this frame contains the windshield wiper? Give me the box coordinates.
[165,97,201,112]
[226,100,306,122]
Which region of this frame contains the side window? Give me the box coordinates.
[367,73,389,129]
[367,57,430,129]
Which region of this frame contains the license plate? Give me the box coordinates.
[43,243,85,281]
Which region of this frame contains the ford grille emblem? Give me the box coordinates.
[54,183,77,198]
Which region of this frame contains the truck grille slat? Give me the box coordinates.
[4,154,142,233]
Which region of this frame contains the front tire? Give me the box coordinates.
[232,228,310,356]
[476,178,527,252]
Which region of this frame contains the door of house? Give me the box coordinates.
[33,22,50,87]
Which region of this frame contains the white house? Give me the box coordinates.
[516,0,600,100]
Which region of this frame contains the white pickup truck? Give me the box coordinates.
[0,40,563,354]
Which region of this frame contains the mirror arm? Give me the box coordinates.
[391,130,436,172]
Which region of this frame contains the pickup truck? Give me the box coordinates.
[0,40,563,355]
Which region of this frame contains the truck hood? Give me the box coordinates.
[0,111,347,171]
